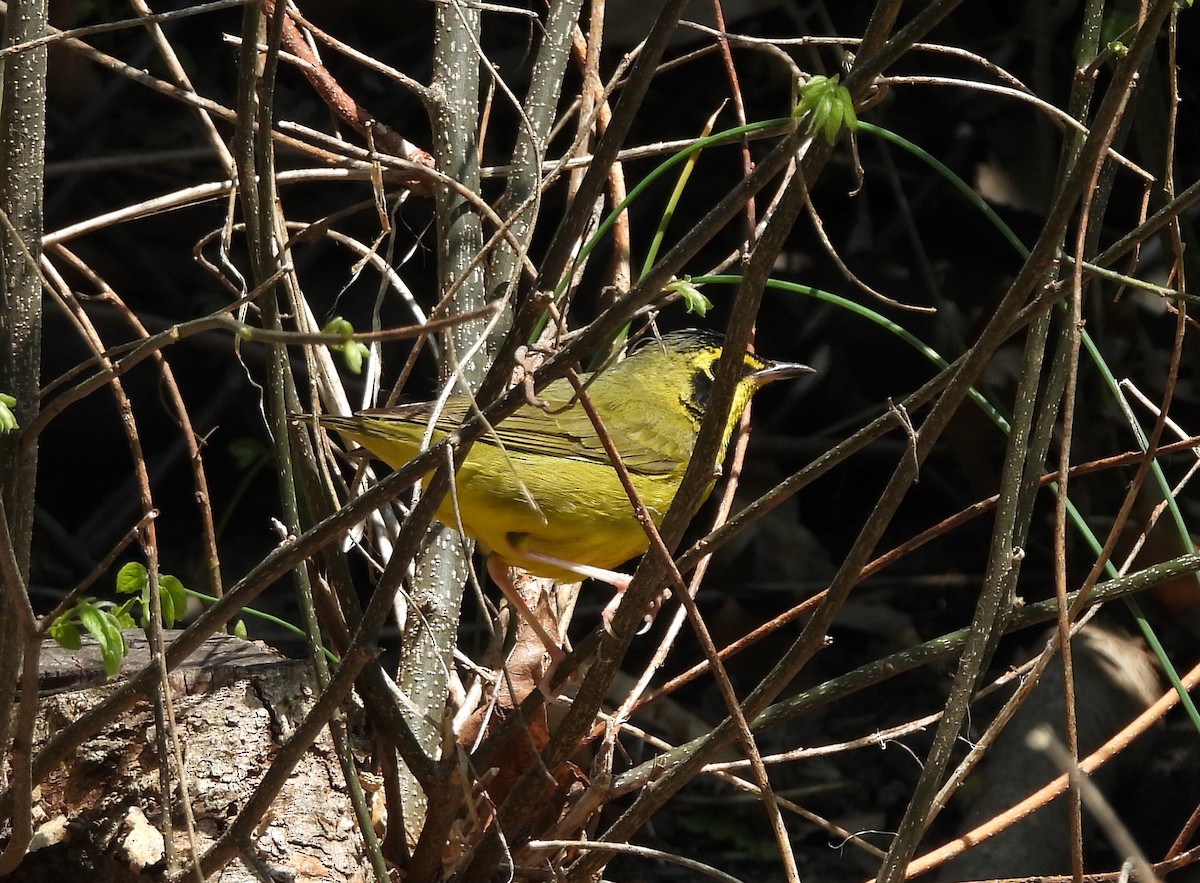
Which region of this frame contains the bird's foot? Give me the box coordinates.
[600,584,670,636]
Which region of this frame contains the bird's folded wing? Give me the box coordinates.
[362,391,684,475]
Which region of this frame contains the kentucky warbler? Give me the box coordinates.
[318,329,812,616]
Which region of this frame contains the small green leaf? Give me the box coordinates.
[159,575,188,628]
[823,98,845,144]
[79,604,127,678]
[322,317,370,375]
[793,74,830,120]
[0,394,16,433]
[666,278,713,317]
[78,603,106,644]
[794,74,857,144]
[48,617,81,650]
[843,98,859,132]
[233,620,248,640]
[322,316,355,339]
[99,612,128,678]
[158,583,176,626]
[341,341,370,375]
[113,607,138,630]
[116,561,148,595]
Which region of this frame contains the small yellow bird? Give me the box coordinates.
[318,329,812,620]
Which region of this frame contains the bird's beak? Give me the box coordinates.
[751,359,816,386]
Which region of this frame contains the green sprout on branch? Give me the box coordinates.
[323,316,371,375]
[666,278,714,317]
[794,74,858,144]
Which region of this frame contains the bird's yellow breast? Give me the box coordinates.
[447,450,683,579]
[338,418,688,581]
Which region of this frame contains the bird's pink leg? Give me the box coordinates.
[486,554,565,664]
[511,549,634,633]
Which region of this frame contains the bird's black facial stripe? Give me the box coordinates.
[686,366,713,421]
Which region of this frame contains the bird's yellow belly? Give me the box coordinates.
[435,454,682,580]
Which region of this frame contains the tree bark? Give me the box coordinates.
[13,632,371,882]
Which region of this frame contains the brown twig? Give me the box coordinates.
[710,0,756,242]
[0,497,41,874]
[264,0,435,177]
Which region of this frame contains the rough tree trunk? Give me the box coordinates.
[14,632,371,882]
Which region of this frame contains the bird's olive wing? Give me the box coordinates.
[360,381,690,474]
[483,383,689,475]
[356,399,471,433]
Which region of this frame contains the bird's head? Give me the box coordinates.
[625,329,814,434]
